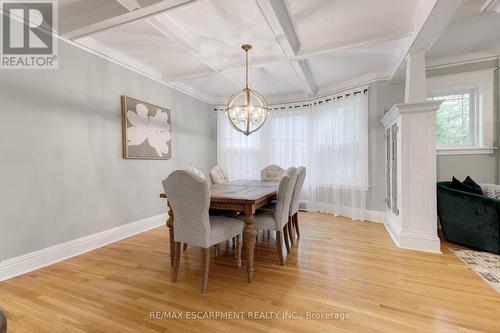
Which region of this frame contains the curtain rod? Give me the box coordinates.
[213,87,369,111]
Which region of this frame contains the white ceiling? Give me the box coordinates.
[58,0,500,104]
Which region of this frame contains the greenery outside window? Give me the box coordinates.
[428,90,475,147]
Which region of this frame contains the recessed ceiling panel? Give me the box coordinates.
[79,19,214,80]
[428,13,500,60]
[59,0,129,34]
[284,0,419,51]
[307,39,402,89]
[154,0,285,70]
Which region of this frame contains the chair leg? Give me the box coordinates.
[283,226,291,253]
[287,218,294,245]
[183,243,188,251]
[201,247,210,294]
[276,230,285,265]
[171,242,181,283]
[214,244,219,258]
[232,237,236,250]
[293,213,300,239]
[235,234,242,268]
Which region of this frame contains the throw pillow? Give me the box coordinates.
[450,177,483,195]
[463,176,484,195]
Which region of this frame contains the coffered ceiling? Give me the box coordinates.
[57,0,500,104]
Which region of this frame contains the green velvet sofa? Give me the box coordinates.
[437,181,500,254]
[0,306,6,333]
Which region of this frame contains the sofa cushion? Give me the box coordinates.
[463,176,483,195]
[450,177,483,195]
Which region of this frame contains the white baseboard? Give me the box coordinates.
[0,214,167,282]
[384,213,441,253]
[365,210,385,223]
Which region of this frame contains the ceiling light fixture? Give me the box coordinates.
[225,44,269,136]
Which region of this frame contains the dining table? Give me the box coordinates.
[159,179,278,282]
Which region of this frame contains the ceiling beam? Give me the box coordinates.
[66,0,196,39]
[482,0,500,13]
[115,0,141,11]
[255,0,317,97]
[389,0,463,80]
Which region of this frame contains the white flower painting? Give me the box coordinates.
[122,96,172,159]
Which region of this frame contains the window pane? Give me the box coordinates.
[429,92,472,145]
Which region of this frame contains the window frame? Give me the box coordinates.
[428,88,477,148]
[426,68,496,155]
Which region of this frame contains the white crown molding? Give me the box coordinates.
[0,214,166,281]
[381,101,441,127]
[426,49,500,69]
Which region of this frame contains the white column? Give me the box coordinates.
[404,49,427,103]
[381,49,442,253]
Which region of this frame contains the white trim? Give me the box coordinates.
[366,210,385,223]
[426,52,500,69]
[437,146,497,155]
[0,214,166,282]
[427,68,497,151]
[384,212,441,253]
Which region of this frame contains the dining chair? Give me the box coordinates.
[188,166,205,180]
[261,164,285,180]
[288,166,306,242]
[249,167,297,265]
[209,166,228,184]
[163,169,244,293]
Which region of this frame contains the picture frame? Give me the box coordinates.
[121,95,172,159]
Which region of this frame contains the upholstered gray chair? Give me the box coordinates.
[0,306,6,333]
[288,166,306,242]
[188,166,205,180]
[163,169,244,293]
[209,166,228,184]
[261,164,285,181]
[251,167,297,265]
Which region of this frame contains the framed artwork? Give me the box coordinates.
[121,96,172,159]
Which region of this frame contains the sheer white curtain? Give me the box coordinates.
[217,91,369,220]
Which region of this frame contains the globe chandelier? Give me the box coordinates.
[225,44,269,136]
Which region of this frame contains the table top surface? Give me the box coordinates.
[160,179,278,204]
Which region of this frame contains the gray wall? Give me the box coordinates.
[0,40,216,260]
[427,60,499,184]
[367,80,405,211]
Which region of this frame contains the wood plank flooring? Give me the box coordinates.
[0,213,499,333]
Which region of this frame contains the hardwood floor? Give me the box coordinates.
[0,213,499,333]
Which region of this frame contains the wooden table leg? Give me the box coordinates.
[166,201,175,267]
[243,205,257,283]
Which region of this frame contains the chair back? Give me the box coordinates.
[163,169,211,247]
[210,166,228,184]
[289,166,306,216]
[187,166,205,180]
[274,167,297,229]
[261,164,285,180]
